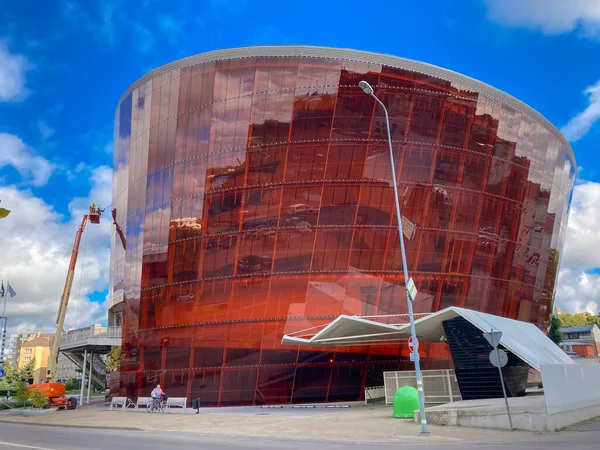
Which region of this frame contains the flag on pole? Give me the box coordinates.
[6,282,16,298]
[0,281,4,298]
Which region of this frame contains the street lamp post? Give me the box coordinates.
[359,80,429,435]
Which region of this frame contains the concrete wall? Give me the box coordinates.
[541,363,600,414]
[56,353,80,380]
[414,396,600,432]
[575,358,600,364]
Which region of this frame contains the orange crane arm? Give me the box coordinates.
[47,214,89,382]
[112,208,126,250]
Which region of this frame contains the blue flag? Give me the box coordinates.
[0,281,4,298]
[6,282,16,298]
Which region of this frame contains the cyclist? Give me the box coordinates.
[151,384,165,409]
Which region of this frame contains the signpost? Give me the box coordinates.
[407,278,417,302]
[0,369,4,377]
[489,349,508,368]
[408,336,418,362]
[0,317,7,366]
[408,336,418,353]
[483,329,513,431]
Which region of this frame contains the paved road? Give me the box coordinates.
[0,420,599,449]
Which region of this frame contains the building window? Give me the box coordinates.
[24,357,31,362]
[25,348,32,353]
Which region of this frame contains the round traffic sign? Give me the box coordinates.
[408,336,418,353]
[489,349,508,368]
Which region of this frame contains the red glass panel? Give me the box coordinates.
[115,52,575,407]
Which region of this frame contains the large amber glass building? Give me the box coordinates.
[109,46,576,406]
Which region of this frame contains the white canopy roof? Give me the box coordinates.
[282,306,574,371]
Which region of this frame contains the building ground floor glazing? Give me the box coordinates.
[115,261,544,406]
[119,320,451,406]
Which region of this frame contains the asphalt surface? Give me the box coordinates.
[0,419,599,449]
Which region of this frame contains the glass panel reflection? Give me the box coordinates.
[112,50,576,407]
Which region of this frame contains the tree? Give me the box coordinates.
[106,346,122,371]
[0,360,24,391]
[557,312,600,329]
[0,361,16,390]
[0,199,10,219]
[29,389,48,409]
[557,312,587,328]
[586,315,600,328]
[20,359,36,380]
[14,380,29,406]
[548,314,563,345]
[65,378,80,391]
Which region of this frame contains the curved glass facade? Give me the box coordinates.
[110,47,576,406]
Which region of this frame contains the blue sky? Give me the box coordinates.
[1,0,600,332]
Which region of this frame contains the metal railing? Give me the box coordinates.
[364,386,385,404]
[384,369,462,405]
[59,326,122,348]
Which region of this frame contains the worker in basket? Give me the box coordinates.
[90,203,97,214]
[151,384,165,408]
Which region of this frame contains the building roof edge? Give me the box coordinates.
[117,45,575,165]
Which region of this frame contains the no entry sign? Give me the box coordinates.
[408,336,418,353]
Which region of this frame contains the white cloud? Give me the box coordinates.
[0,39,31,102]
[64,162,92,182]
[0,133,55,186]
[556,269,599,314]
[485,0,600,36]
[61,0,120,46]
[561,181,600,270]
[0,166,112,335]
[554,180,600,313]
[37,120,56,140]
[133,23,155,53]
[560,80,600,142]
[68,164,113,220]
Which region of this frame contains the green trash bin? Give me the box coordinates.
[392,385,419,419]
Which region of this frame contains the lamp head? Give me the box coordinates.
[358,80,374,95]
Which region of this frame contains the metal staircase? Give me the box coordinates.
[58,326,122,404]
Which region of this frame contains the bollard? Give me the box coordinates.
[192,398,200,414]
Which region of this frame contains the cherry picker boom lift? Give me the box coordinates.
[29,204,125,409]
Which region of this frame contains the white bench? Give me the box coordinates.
[136,397,152,411]
[166,397,187,413]
[110,397,133,410]
[364,386,385,404]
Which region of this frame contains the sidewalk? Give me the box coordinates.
[0,404,533,444]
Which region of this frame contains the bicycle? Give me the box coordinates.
[146,399,167,413]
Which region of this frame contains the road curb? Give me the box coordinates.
[0,420,143,432]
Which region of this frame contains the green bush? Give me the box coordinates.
[65,378,80,391]
[0,401,20,410]
[29,389,49,409]
[106,346,122,371]
[14,380,30,406]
